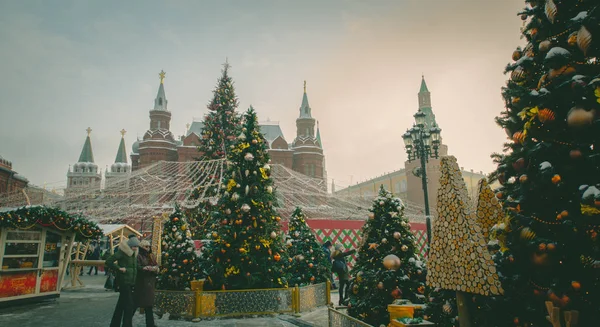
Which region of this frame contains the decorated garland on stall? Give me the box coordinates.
[0,206,103,239]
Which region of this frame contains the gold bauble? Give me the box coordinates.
[539,40,552,52]
[567,107,595,128]
[383,254,401,271]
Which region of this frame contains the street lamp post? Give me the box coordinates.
[402,109,441,247]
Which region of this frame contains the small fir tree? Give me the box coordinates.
[285,207,331,286]
[348,186,427,327]
[205,107,289,290]
[489,0,600,325]
[157,206,202,290]
[188,61,242,238]
[424,288,459,327]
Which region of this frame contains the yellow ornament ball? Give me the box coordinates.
[383,254,401,271]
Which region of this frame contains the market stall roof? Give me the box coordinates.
[97,224,141,237]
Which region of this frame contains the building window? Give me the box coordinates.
[400,180,407,192]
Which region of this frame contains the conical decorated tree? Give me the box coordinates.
[285,207,331,286]
[205,107,289,290]
[348,186,427,327]
[188,61,242,238]
[489,0,600,325]
[197,60,241,160]
[158,206,202,290]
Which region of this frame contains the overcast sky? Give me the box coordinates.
[0,0,525,190]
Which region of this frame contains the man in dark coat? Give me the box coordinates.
[322,241,337,289]
[133,240,159,327]
[332,243,356,306]
[105,236,140,327]
[88,243,101,275]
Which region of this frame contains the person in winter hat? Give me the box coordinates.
[331,243,355,306]
[132,240,159,327]
[105,235,140,327]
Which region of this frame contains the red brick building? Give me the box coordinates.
[0,155,29,195]
[130,73,327,186]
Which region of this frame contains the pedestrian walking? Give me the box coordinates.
[105,236,140,327]
[132,240,159,327]
[88,243,101,275]
[331,243,355,306]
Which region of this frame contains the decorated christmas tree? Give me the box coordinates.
[157,206,203,290]
[205,107,289,290]
[489,0,600,325]
[348,186,426,327]
[188,61,242,238]
[285,207,331,286]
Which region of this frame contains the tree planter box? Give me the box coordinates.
[155,280,331,319]
[390,319,435,327]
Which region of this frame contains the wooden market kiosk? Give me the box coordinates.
[0,206,102,306]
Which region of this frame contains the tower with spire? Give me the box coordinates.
[66,127,102,197]
[291,81,326,185]
[132,70,178,170]
[405,76,448,212]
[105,129,131,187]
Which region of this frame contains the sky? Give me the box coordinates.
[0,0,526,191]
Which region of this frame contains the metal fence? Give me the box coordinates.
[328,307,373,327]
[298,282,329,312]
[155,281,331,319]
[154,290,196,318]
[198,287,295,317]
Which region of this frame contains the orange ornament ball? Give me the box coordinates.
[173,217,179,222]
[519,175,528,183]
[547,243,556,251]
[571,281,581,291]
[512,50,521,61]
[538,243,547,251]
[310,276,316,282]
[538,109,556,123]
[568,33,577,46]
[183,259,189,264]
[308,263,314,268]
[274,253,281,261]
[570,149,582,159]
[512,131,525,144]
[551,174,561,184]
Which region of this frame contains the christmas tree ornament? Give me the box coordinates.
[383,254,401,270]
[241,203,251,213]
[538,108,555,123]
[567,107,595,128]
[539,40,552,52]
[512,49,522,61]
[544,0,557,23]
[244,153,254,161]
[393,232,401,239]
[577,25,592,56]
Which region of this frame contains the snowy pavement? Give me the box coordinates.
[0,275,346,327]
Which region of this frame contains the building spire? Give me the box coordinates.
[299,80,312,118]
[419,75,429,93]
[154,70,168,111]
[114,130,128,163]
[78,127,95,163]
[316,121,322,148]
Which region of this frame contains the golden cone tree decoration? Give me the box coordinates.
[427,156,503,296]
